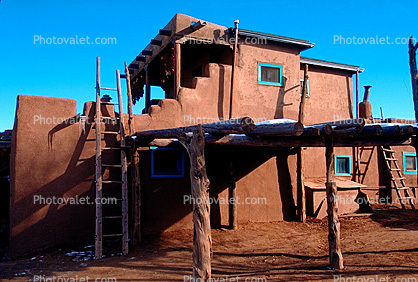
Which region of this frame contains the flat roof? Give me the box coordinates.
[239,29,315,51]
[301,57,364,73]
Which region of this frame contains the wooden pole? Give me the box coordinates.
[409,36,418,122]
[95,57,103,259]
[229,20,239,120]
[175,42,181,99]
[356,70,359,119]
[124,62,142,245]
[179,125,212,280]
[145,66,151,110]
[116,69,129,255]
[297,64,308,222]
[325,138,344,269]
[228,160,237,229]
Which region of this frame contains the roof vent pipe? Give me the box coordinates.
[363,85,372,102]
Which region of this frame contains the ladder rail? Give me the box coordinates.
[95,57,103,259]
[116,69,129,255]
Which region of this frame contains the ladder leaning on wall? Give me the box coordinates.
[94,57,129,259]
[381,146,416,211]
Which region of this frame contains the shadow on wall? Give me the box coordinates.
[10,103,122,258]
[139,145,297,235]
[274,76,299,119]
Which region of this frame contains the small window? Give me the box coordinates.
[258,63,282,86]
[151,147,185,178]
[403,152,417,174]
[300,79,310,97]
[335,155,351,176]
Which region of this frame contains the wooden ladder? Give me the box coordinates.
[95,57,129,259]
[381,145,416,211]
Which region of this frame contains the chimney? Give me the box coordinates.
[359,85,372,121]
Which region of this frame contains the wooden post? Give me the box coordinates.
[325,138,344,270]
[145,66,151,110]
[409,36,418,122]
[116,69,129,255]
[297,64,308,222]
[175,42,181,99]
[228,160,237,229]
[124,62,142,244]
[229,20,239,120]
[95,57,103,259]
[179,125,212,280]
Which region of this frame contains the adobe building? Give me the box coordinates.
[1,14,417,263]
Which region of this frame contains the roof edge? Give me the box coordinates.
[239,29,314,50]
[300,57,364,73]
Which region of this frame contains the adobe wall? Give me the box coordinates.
[10,95,120,257]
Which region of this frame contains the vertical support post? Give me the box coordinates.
[325,138,344,270]
[229,20,239,120]
[116,70,129,255]
[356,70,359,119]
[297,64,308,222]
[180,125,212,281]
[124,62,134,135]
[228,160,237,229]
[125,62,142,245]
[409,36,418,122]
[174,42,181,99]
[95,57,103,259]
[145,66,151,110]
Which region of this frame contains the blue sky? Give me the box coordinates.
[0,0,416,131]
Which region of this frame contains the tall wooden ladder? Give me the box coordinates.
[95,57,129,259]
[381,146,416,211]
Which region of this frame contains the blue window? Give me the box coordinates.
[258,63,282,86]
[403,152,417,174]
[151,147,185,178]
[335,155,352,176]
[300,79,310,97]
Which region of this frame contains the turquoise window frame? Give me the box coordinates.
[258,63,283,86]
[300,79,310,97]
[403,152,417,175]
[335,155,352,176]
[150,147,185,178]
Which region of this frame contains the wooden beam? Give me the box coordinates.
[297,64,309,222]
[150,39,162,46]
[136,117,255,139]
[125,62,142,245]
[179,125,212,280]
[145,67,151,110]
[229,20,239,119]
[175,42,181,98]
[228,160,237,230]
[159,29,172,36]
[142,50,153,56]
[249,121,304,136]
[94,57,103,259]
[325,138,344,269]
[409,36,418,122]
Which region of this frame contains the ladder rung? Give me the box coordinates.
[102,131,119,134]
[382,148,394,152]
[102,117,120,120]
[399,197,415,200]
[397,187,410,190]
[100,102,119,105]
[392,177,406,180]
[103,234,123,238]
[389,168,401,171]
[102,180,123,184]
[102,164,123,168]
[100,87,117,91]
[102,147,122,150]
[103,216,123,219]
[385,158,398,161]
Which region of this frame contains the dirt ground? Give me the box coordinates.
[1,204,418,282]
